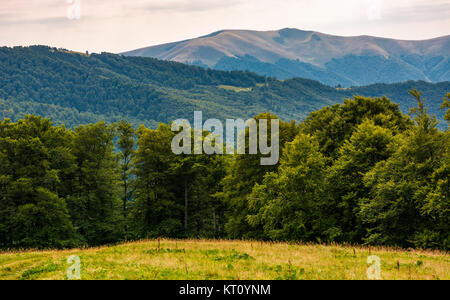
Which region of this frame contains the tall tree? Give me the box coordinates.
[326,120,396,242]
[173,153,227,238]
[130,124,182,238]
[218,113,299,239]
[248,134,327,242]
[67,122,123,246]
[116,120,135,240]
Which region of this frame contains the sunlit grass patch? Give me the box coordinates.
[218,85,253,92]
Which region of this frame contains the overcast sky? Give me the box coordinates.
[1,0,449,53]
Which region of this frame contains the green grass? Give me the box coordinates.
[0,239,448,280]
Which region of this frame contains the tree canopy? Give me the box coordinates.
[0,92,448,250]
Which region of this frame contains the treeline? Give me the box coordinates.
[0,91,448,250]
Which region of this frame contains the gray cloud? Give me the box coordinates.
[0,12,16,21]
[384,1,450,22]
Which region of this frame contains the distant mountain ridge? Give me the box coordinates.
[122,28,450,87]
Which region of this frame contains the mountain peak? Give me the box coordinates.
[122,28,450,87]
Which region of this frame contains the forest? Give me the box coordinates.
[0,46,449,129]
[0,90,448,250]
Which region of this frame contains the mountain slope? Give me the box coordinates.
[123,28,450,87]
[0,46,448,128]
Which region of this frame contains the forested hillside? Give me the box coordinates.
[0,92,449,250]
[0,46,448,129]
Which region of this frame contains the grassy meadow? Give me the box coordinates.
[0,239,448,280]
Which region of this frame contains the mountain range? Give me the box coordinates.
[0,46,448,129]
[123,28,450,87]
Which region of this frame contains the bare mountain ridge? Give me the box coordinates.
[122,28,450,87]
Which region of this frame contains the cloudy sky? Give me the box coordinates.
[1,0,449,53]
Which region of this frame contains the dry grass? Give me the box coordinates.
[0,239,448,280]
[218,85,253,92]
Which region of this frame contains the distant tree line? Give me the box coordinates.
[0,91,448,250]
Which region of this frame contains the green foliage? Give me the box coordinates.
[116,120,136,239]
[217,113,300,239]
[129,124,180,238]
[130,124,227,239]
[0,90,448,250]
[0,46,448,130]
[325,121,397,242]
[232,92,448,250]
[67,122,123,245]
[248,134,327,241]
[13,188,76,249]
[301,95,412,158]
[359,91,449,249]
[442,93,450,122]
[0,116,78,248]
